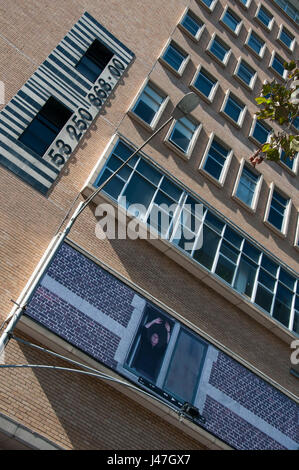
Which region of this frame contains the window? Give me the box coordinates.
[234,58,257,90]
[18,97,72,157]
[274,0,299,24]
[164,330,207,403]
[207,34,231,66]
[75,39,113,82]
[160,41,189,76]
[264,184,291,236]
[220,91,247,128]
[125,305,207,406]
[245,30,266,58]
[198,0,218,12]
[279,150,298,174]
[190,66,219,103]
[199,135,232,186]
[277,25,296,51]
[130,81,168,130]
[237,0,252,8]
[93,137,298,334]
[269,52,287,79]
[220,7,243,35]
[292,116,299,131]
[165,116,201,159]
[179,9,205,41]
[295,213,299,250]
[255,4,274,30]
[232,160,262,211]
[249,118,272,145]
[126,306,174,382]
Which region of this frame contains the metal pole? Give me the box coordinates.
[0,117,174,355]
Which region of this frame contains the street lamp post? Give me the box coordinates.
[0,92,201,355]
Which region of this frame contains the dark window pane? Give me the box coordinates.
[252,121,270,143]
[272,284,292,327]
[258,269,276,291]
[280,28,294,48]
[96,169,125,200]
[160,177,182,201]
[19,97,72,156]
[76,39,113,82]
[257,7,272,27]
[222,10,240,31]
[279,269,295,290]
[243,241,260,262]
[137,160,161,185]
[248,33,264,54]
[261,255,278,276]
[224,226,243,248]
[123,173,156,214]
[193,225,220,269]
[293,309,299,334]
[237,62,254,85]
[164,330,206,403]
[194,69,216,97]
[204,211,224,234]
[181,12,201,36]
[234,256,257,297]
[255,285,273,312]
[163,44,186,71]
[224,96,243,122]
[272,55,285,76]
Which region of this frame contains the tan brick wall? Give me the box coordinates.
[0,333,206,450]
[0,0,298,449]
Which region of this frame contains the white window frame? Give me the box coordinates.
[206,33,232,67]
[264,182,292,238]
[245,28,266,60]
[164,116,202,160]
[220,90,247,128]
[269,51,288,80]
[279,150,299,175]
[237,0,252,9]
[277,24,296,52]
[198,0,218,13]
[219,6,243,36]
[294,212,299,251]
[254,3,275,31]
[178,8,206,42]
[199,132,233,187]
[128,79,170,132]
[249,116,272,146]
[189,65,219,104]
[159,39,190,77]
[233,57,258,91]
[232,158,263,213]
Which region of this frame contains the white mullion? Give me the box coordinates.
[231,238,245,287]
[287,282,296,330]
[165,188,186,242]
[269,265,280,318]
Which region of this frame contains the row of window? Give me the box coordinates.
[17,39,115,157]
[94,138,299,334]
[198,0,298,29]
[128,79,298,174]
[273,0,299,24]
[180,3,296,52]
[166,14,292,87]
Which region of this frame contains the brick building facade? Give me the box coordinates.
[0,0,298,450]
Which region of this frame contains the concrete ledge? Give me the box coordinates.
[0,411,63,450]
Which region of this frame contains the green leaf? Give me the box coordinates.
[262,143,270,152]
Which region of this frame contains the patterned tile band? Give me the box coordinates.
[0,12,134,194]
[25,242,299,450]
